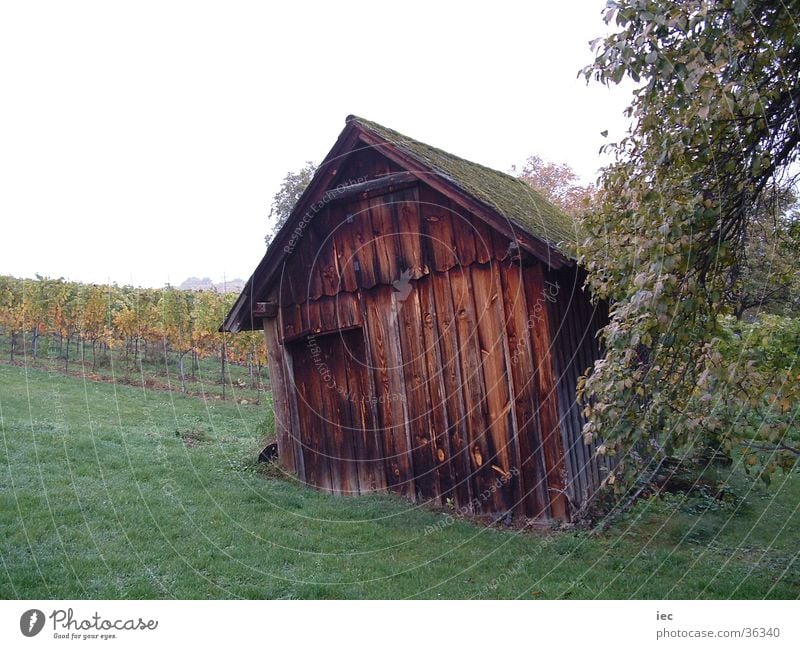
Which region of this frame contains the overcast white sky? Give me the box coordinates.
[0,0,631,288]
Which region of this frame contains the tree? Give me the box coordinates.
[159,287,195,393]
[514,155,594,217]
[735,188,800,319]
[265,161,316,246]
[0,276,24,362]
[579,0,800,495]
[22,275,51,360]
[78,284,109,370]
[53,280,80,372]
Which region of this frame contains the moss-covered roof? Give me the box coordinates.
[351,116,577,257]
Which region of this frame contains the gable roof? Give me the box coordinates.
[222,116,578,332]
[351,117,576,252]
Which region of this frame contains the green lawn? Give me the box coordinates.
[1,362,797,598]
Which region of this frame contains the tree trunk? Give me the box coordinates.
[179,351,186,393]
[10,331,15,363]
[64,335,70,372]
[220,341,227,400]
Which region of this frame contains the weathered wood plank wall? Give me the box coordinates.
[546,267,610,509]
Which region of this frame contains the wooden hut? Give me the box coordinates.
[222,116,608,522]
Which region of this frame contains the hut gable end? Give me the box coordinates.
[222,117,576,334]
[223,116,607,523]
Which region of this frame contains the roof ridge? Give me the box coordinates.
[351,115,524,183]
[348,115,577,255]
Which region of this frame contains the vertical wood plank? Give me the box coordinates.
[449,267,497,512]
[264,318,296,475]
[392,186,427,279]
[280,303,303,341]
[314,207,343,297]
[362,286,415,499]
[368,194,402,286]
[304,300,320,335]
[429,271,473,510]
[334,292,362,329]
[282,349,306,483]
[277,263,294,307]
[449,199,477,267]
[331,203,359,293]
[498,263,549,518]
[524,262,570,520]
[470,264,514,513]
[349,198,379,289]
[284,252,307,306]
[342,328,387,493]
[315,297,336,333]
[327,333,361,495]
[305,216,326,301]
[418,274,456,501]
[293,224,317,304]
[288,337,334,493]
[419,184,458,272]
[470,214,494,265]
[396,282,439,503]
[314,336,343,496]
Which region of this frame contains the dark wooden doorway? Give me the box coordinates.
[287,327,385,496]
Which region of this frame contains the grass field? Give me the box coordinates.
[1,362,798,599]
